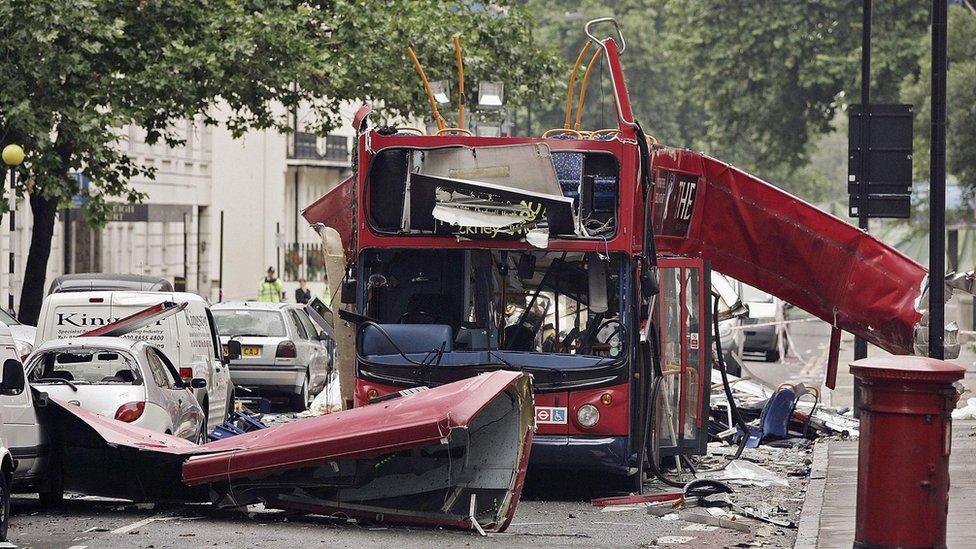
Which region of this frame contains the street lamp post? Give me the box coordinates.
[2,144,25,315]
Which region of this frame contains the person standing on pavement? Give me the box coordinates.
[258,266,284,302]
[295,278,311,304]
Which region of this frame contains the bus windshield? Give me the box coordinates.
[359,249,625,360]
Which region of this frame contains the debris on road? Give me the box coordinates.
[591,491,684,508]
[704,460,789,488]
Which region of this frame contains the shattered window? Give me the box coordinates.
[28,349,141,385]
[360,249,625,359]
[366,145,618,243]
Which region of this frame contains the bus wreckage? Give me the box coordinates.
[37,17,976,530]
[303,17,975,488]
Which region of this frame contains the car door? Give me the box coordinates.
[146,348,198,440]
[203,308,231,424]
[0,353,46,480]
[294,309,330,389]
[287,308,313,372]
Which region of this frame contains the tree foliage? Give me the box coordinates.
[663,1,928,176]
[524,0,695,143]
[901,5,976,187]
[0,0,558,222]
[0,0,560,322]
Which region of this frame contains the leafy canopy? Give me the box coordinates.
[0,0,560,223]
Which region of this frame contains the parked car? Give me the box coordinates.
[712,273,747,376]
[740,284,787,362]
[47,273,174,294]
[25,337,208,442]
[34,291,234,431]
[212,302,332,411]
[0,308,35,360]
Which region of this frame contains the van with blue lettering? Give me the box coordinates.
[34,291,233,431]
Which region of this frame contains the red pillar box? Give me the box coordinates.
[851,356,964,549]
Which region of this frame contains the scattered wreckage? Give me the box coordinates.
[2,301,535,532]
[4,16,972,541]
[302,15,974,497]
[50,369,534,533]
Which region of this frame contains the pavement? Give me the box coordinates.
[773,318,976,549]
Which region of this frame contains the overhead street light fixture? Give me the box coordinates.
[2,144,24,168]
[478,81,504,108]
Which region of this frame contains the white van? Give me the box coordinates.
[35,291,233,431]
[0,322,56,507]
[0,326,21,539]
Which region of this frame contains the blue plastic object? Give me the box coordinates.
[740,386,797,448]
[208,411,269,441]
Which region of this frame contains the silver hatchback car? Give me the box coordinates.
[212,302,332,411]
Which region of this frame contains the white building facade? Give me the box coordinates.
[0,105,356,314]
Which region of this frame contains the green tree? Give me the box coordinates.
[901,4,976,187]
[522,0,698,143]
[0,0,559,323]
[662,0,928,200]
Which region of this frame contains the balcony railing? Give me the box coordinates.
[288,132,351,163]
[280,241,327,282]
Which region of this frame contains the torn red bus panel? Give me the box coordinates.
[304,175,356,262]
[650,147,926,356]
[49,370,534,532]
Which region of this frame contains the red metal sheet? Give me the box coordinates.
[51,397,202,454]
[182,370,529,484]
[302,175,356,261]
[49,371,534,531]
[652,148,925,355]
[79,301,187,338]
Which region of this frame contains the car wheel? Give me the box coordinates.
[0,472,9,541]
[764,349,780,362]
[290,371,310,412]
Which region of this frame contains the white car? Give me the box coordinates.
[25,337,208,442]
[0,309,36,360]
[34,290,235,431]
[212,302,333,411]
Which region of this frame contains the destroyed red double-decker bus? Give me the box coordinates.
[303,18,970,488]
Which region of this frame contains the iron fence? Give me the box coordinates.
[280,241,327,282]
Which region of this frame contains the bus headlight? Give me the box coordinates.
[577,404,600,428]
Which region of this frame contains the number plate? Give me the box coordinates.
[241,346,261,357]
[535,406,568,424]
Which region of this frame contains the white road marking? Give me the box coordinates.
[109,515,177,534]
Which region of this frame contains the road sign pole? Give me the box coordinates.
[929,0,947,359]
[853,0,872,414]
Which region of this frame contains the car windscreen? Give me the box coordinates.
[213,309,287,337]
[0,308,19,325]
[28,350,141,385]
